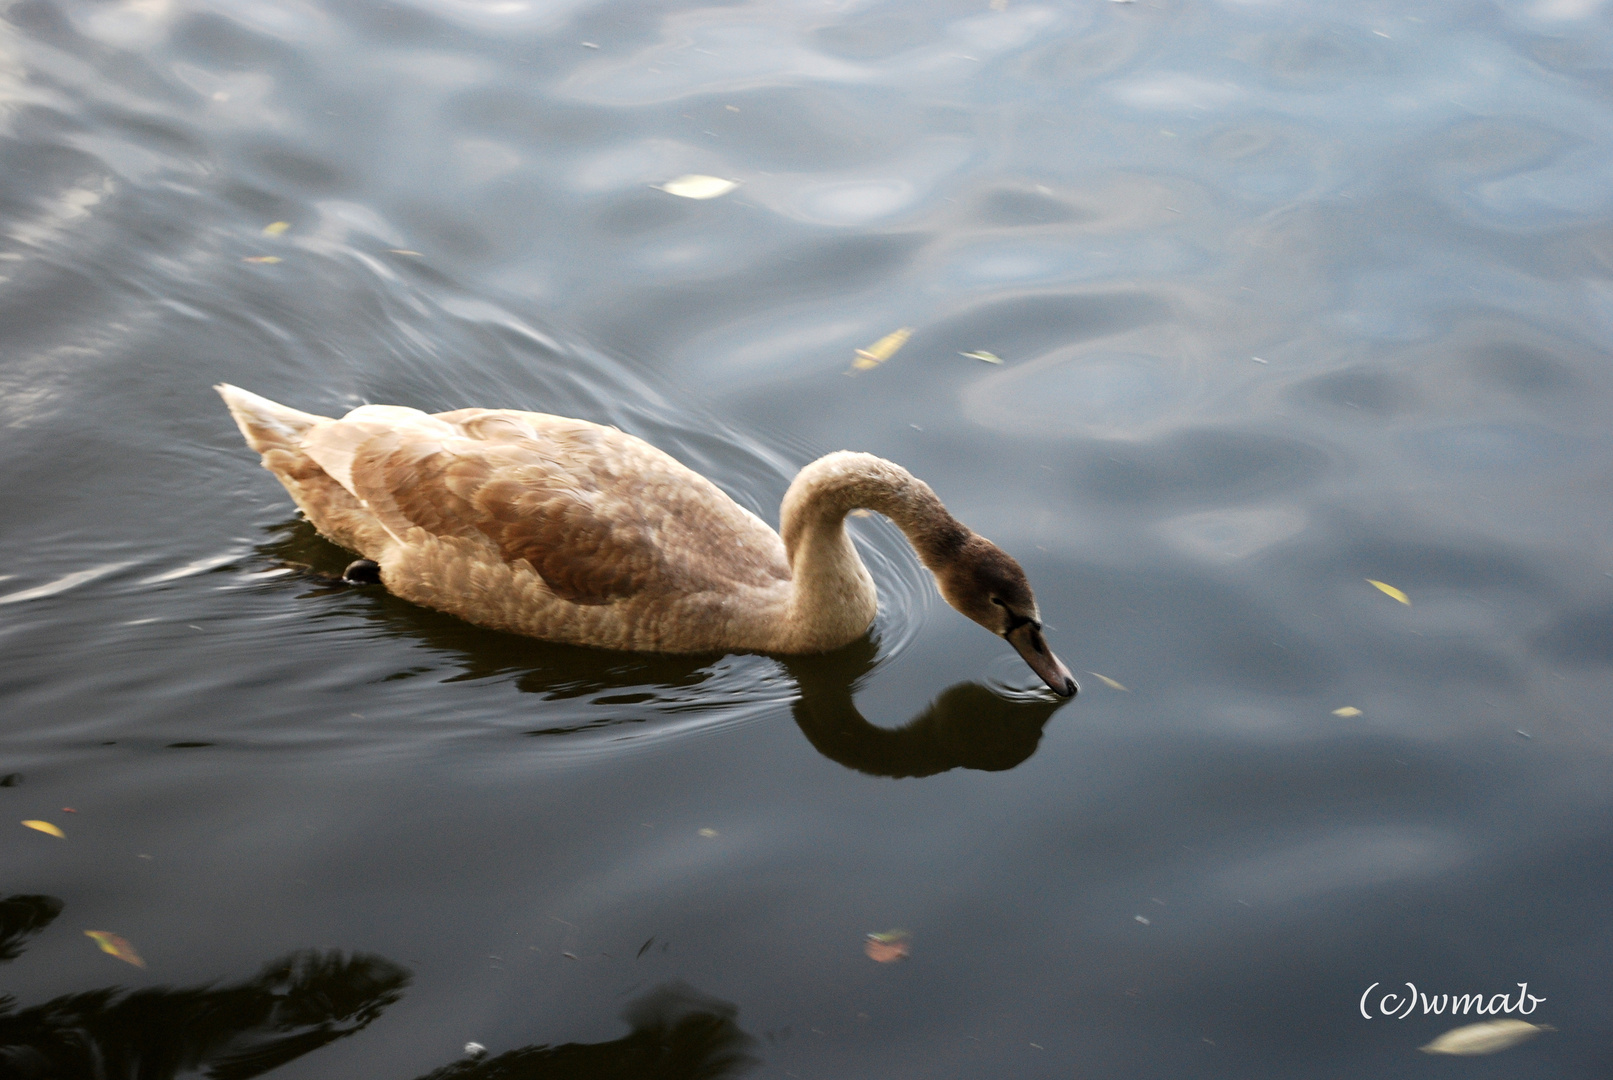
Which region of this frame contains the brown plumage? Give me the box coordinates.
[216,384,1076,695]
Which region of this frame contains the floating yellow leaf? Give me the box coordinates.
[22,820,64,838]
[1420,1019,1550,1056]
[1366,579,1410,604]
[261,221,290,236]
[960,350,1003,364]
[659,174,738,200]
[1332,706,1362,717]
[850,327,912,372]
[387,249,423,256]
[85,930,145,968]
[865,929,909,963]
[1088,672,1129,691]
[242,256,281,264]
[697,827,718,838]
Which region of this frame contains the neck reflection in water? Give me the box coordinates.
[784,638,1072,778]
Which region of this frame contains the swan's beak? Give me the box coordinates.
[1006,622,1077,697]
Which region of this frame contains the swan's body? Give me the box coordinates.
[217,384,1075,694]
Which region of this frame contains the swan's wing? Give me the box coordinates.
[300,405,459,495]
[304,408,783,605]
[348,429,666,605]
[433,410,789,592]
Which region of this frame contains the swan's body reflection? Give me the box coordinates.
[254,521,1072,773]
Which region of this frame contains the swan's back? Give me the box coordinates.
[219,385,791,651]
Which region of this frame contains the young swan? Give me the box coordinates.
[217,384,1077,696]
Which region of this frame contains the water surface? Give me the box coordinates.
[3,0,1612,1077]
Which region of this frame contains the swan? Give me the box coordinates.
[217,384,1076,696]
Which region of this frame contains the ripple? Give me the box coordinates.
[791,179,918,226]
[983,651,1075,701]
[1400,423,1569,472]
[1106,73,1247,113]
[963,348,1196,440]
[1159,507,1309,562]
[1215,827,1466,903]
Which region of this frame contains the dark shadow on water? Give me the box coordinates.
[412,981,758,1080]
[0,900,756,1080]
[256,521,1069,775]
[784,638,1071,778]
[0,895,62,963]
[0,949,409,1080]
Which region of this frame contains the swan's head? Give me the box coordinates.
[934,536,1077,698]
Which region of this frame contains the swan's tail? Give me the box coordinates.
[215,383,329,454]
[215,384,391,556]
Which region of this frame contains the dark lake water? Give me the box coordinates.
[3,0,1612,1076]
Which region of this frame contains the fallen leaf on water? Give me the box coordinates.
[659,175,738,200]
[960,350,1003,364]
[865,930,910,963]
[85,931,145,967]
[242,256,281,264]
[22,820,64,838]
[850,327,912,372]
[1088,672,1129,691]
[698,828,718,838]
[1332,706,1362,717]
[1366,579,1410,605]
[387,249,423,256]
[1420,1020,1551,1056]
[261,221,290,236]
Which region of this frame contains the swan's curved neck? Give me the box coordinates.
[775,452,969,651]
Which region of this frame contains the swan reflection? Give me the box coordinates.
[247,522,1071,774]
[785,638,1070,778]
